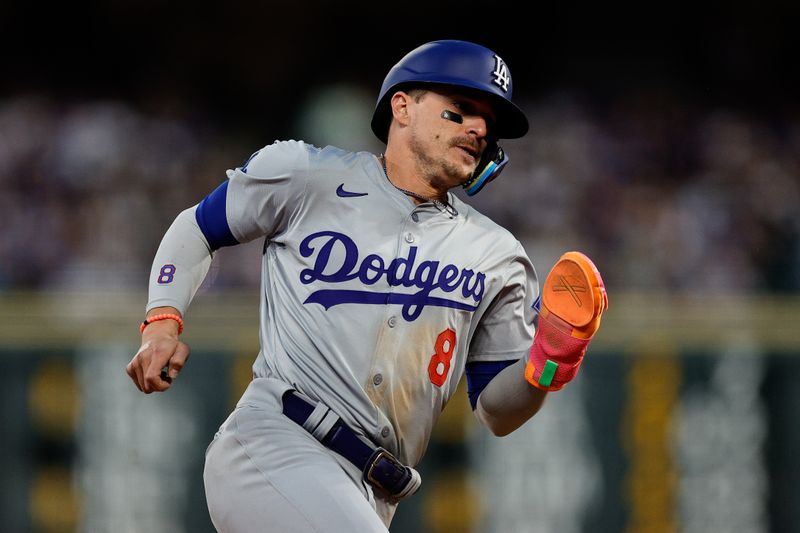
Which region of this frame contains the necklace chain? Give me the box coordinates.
[380,155,458,217]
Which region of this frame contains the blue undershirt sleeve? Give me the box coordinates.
[195,181,238,250]
[465,360,518,410]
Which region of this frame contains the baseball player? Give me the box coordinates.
[126,40,608,532]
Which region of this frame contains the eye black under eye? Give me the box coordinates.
[441,110,463,123]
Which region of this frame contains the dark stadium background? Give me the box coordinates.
[3,1,797,137]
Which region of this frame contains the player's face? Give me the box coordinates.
[407,88,497,190]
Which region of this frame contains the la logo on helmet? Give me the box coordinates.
[492,55,511,92]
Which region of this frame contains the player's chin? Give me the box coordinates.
[450,148,478,175]
[443,162,474,188]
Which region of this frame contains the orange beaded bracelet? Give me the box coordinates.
[140,313,185,334]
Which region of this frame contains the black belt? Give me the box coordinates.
[281,390,421,500]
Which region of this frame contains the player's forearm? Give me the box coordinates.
[475,359,547,437]
[146,206,214,316]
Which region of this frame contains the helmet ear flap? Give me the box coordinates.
[462,143,508,196]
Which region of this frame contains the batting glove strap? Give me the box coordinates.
[525,312,590,391]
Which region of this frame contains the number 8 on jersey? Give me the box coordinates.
[428,328,456,387]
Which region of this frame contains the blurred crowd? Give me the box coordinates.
[476,90,800,294]
[1,89,798,294]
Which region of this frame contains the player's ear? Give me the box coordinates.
[389,91,412,126]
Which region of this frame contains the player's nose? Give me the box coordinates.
[464,114,489,140]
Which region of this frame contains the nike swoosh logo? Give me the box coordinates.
[336,184,368,198]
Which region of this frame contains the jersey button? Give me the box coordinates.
[381,426,390,438]
[387,316,397,328]
[404,232,415,243]
[411,213,419,222]
[373,374,383,386]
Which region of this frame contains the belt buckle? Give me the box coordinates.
[365,448,401,491]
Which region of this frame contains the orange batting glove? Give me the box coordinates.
[525,251,609,391]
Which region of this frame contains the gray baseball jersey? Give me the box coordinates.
[148,139,538,523]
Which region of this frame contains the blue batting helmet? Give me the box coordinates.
[371,40,529,143]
